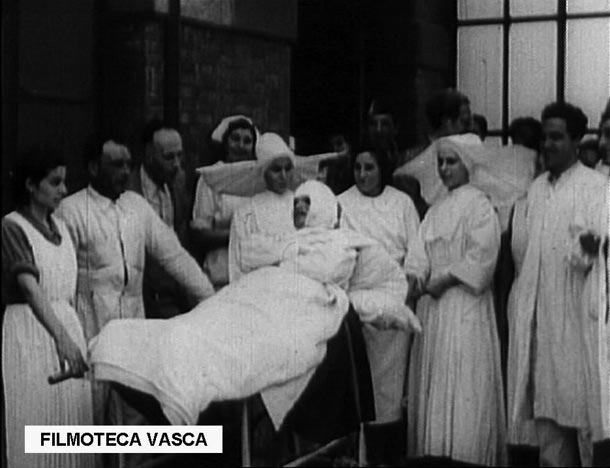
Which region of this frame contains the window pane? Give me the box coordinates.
[457,25,503,130]
[458,0,503,20]
[566,18,610,127]
[511,0,557,16]
[567,0,610,14]
[509,22,557,122]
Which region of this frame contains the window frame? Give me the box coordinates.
[457,0,610,143]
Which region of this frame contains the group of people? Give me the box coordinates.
[2,90,609,468]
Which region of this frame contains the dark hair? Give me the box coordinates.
[141,118,167,146]
[352,146,393,192]
[472,114,488,139]
[12,146,66,207]
[368,97,397,119]
[579,138,599,152]
[541,102,588,140]
[220,118,257,161]
[426,89,470,131]
[509,117,543,152]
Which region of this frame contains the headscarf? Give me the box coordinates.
[437,134,536,230]
[196,133,339,197]
[394,133,535,206]
[256,132,296,169]
[295,180,339,229]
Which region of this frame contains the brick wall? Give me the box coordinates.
[179,23,291,171]
[100,14,291,194]
[101,18,164,158]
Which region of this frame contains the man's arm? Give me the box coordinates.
[144,201,214,304]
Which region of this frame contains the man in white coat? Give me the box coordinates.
[57,134,214,465]
[508,102,609,467]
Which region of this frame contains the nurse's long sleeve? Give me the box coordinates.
[448,195,501,295]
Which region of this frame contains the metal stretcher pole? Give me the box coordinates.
[242,400,251,467]
[283,316,368,467]
[343,316,367,467]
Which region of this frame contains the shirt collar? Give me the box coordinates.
[86,184,126,210]
[546,160,580,185]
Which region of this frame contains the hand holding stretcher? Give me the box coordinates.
[48,360,89,385]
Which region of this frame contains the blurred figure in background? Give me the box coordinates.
[366,98,402,170]
[509,117,544,173]
[318,131,352,194]
[597,100,610,176]
[578,137,601,169]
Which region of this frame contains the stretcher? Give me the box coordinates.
[114,308,375,467]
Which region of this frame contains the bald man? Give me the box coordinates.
[128,120,197,319]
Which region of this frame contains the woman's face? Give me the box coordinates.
[293,195,311,229]
[264,156,294,194]
[437,146,469,190]
[226,127,255,163]
[27,166,68,212]
[354,152,382,196]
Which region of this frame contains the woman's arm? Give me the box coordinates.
[191,176,230,250]
[424,270,461,298]
[437,195,501,297]
[17,273,88,379]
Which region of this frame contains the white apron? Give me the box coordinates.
[2,212,96,468]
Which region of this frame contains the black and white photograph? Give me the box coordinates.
[1,0,609,467]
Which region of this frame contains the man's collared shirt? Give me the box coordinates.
[140,166,174,228]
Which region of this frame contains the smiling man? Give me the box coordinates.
[508,102,608,467]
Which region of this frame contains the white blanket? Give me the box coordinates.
[89,229,418,428]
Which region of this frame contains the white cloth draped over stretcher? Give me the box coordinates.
[89,227,416,429]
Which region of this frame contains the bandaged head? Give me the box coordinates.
[294,180,339,229]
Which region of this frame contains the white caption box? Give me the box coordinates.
[25,426,223,453]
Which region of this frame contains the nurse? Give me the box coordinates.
[338,147,422,466]
[406,134,506,466]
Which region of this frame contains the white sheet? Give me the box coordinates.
[89,228,419,428]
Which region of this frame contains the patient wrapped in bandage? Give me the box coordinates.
[89,181,420,428]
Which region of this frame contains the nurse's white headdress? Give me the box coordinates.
[210,115,257,143]
[197,133,339,197]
